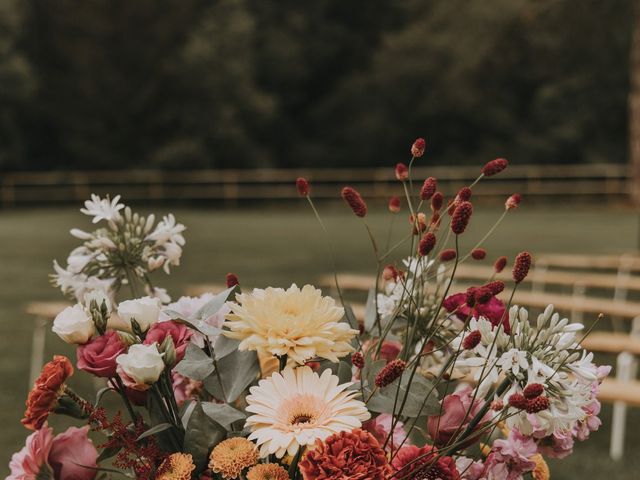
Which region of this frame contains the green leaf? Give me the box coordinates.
[336,360,353,385]
[201,402,247,429]
[54,395,88,419]
[203,348,260,403]
[213,335,240,360]
[367,371,439,418]
[181,400,197,429]
[194,286,236,320]
[95,386,114,406]
[136,422,173,441]
[183,402,227,470]
[175,344,215,380]
[163,310,221,337]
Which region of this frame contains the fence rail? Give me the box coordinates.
[0,163,631,207]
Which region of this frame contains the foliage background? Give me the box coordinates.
[0,0,632,170]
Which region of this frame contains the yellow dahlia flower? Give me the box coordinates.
[209,437,259,479]
[224,284,357,364]
[247,463,290,480]
[245,366,370,458]
[155,453,195,480]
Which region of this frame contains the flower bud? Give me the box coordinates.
[382,265,398,281]
[463,330,482,350]
[52,304,95,345]
[526,395,550,413]
[440,249,457,262]
[451,201,473,235]
[508,392,528,410]
[523,383,544,399]
[418,232,436,256]
[457,187,472,201]
[512,252,532,283]
[484,280,505,296]
[431,191,444,211]
[296,177,310,197]
[420,177,437,201]
[505,193,521,210]
[375,359,406,388]
[341,187,367,217]
[494,256,507,273]
[159,335,177,367]
[411,137,426,157]
[226,272,239,288]
[481,158,508,177]
[395,163,409,181]
[388,196,401,213]
[352,352,365,369]
[471,248,486,260]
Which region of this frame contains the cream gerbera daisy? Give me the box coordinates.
[245,366,371,458]
[224,284,357,364]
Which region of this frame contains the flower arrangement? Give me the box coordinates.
[8,139,610,480]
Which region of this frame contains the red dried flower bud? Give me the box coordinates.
[395,163,409,181]
[484,280,505,296]
[226,273,239,288]
[418,232,437,256]
[375,359,406,388]
[523,383,545,399]
[481,158,509,177]
[382,265,398,281]
[351,352,365,369]
[494,256,508,273]
[471,248,486,260]
[440,249,457,262]
[508,393,528,410]
[512,252,532,283]
[457,187,472,201]
[341,187,367,217]
[296,177,310,197]
[431,191,444,211]
[474,287,492,305]
[505,193,521,210]
[451,201,473,235]
[411,137,426,157]
[463,330,482,350]
[491,399,504,411]
[465,287,477,307]
[429,212,441,228]
[388,196,401,213]
[526,395,550,414]
[420,177,437,201]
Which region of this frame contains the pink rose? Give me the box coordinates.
[8,426,54,479]
[49,426,98,480]
[144,320,192,364]
[77,330,127,378]
[427,387,488,447]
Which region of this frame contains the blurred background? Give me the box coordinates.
[1,1,640,478]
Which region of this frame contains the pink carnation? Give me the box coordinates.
[482,429,537,480]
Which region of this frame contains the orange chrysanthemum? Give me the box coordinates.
[156,453,196,480]
[209,437,259,479]
[531,454,550,480]
[22,355,73,430]
[246,463,290,480]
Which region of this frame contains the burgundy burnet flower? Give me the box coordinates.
[420,177,437,201]
[481,158,508,177]
[144,320,193,364]
[494,256,508,273]
[299,429,392,480]
[411,138,426,157]
[226,272,239,288]
[77,330,127,378]
[341,186,368,217]
[395,162,409,181]
[418,232,437,257]
[296,177,310,197]
[388,196,401,213]
[443,292,509,333]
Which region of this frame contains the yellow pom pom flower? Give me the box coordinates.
[155,453,195,480]
[209,437,259,479]
[247,463,290,480]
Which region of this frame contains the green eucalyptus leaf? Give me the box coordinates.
[175,344,215,380]
[336,360,353,385]
[367,371,439,418]
[194,286,236,320]
[183,402,227,470]
[203,349,260,403]
[136,422,174,441]
[213,335,240,360]
[201,402,247,429]
[343,304,360,331]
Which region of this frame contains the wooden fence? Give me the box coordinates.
[0,163,631,207]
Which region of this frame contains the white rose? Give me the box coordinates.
[52,304,95,344]
[117,296,161,332]
[116,344,164,388]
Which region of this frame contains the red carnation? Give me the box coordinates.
[420,177,437,201]
[512,252,532,283]
[418,232,437,257]
[341,187,367,217]
[296,177,310,197]
[494,256,508,273]
[471,248,486,260]
[505,193,521,210]
[77,330,127,378]
[144,321,193,364]
[411,137,426,157]
[481,158,509,177]
[431,191,444,211]
[440,249,457,262]
[299,429,392,480]
[451,201,473,235]
[388,196,401,213]
[226,272,239,288]
[22,356,74,430]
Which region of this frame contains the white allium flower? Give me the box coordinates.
[52,304,95,344]
[80,194,124,223]
[146,214,186,246]
[116,344,164,390]
[117,296,161,332]
[497,348,529,376]
[66,247,93,274]
[69,228,93,240]
[161,242,183,273]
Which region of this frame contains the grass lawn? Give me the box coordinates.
[0,202,639,478]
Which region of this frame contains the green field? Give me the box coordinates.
[1,203,639,478]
